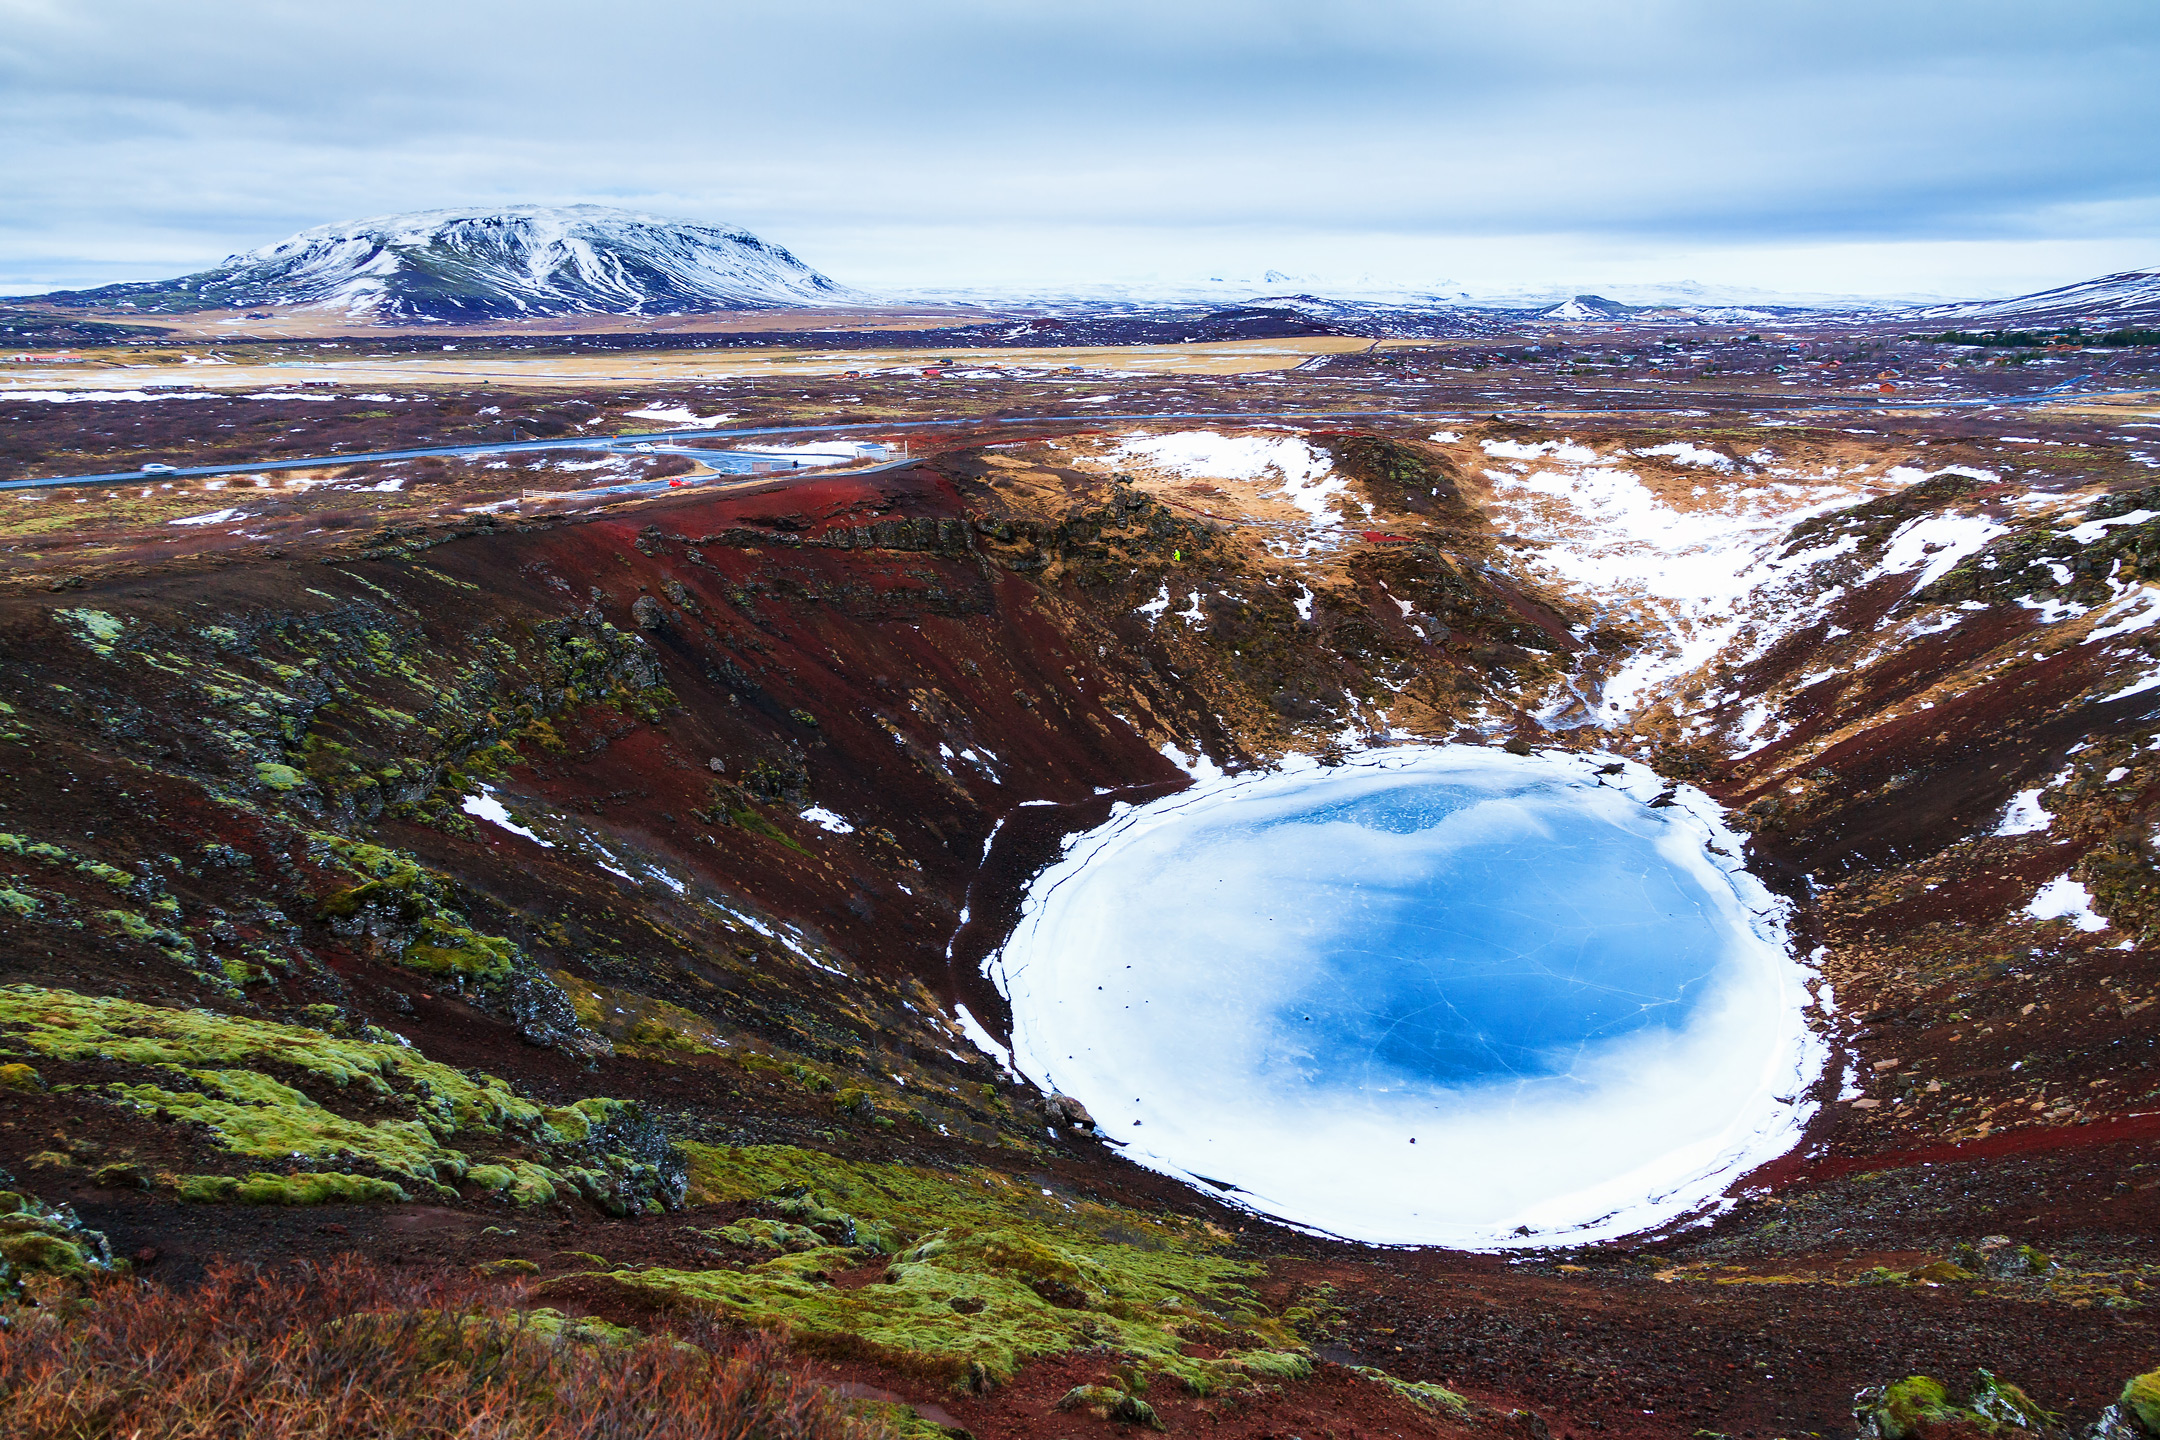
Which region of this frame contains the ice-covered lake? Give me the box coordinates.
[989,747,1824,1248]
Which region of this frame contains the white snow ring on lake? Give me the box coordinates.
[989,746,1823,1249]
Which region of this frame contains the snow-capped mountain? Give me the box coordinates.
[1535,294,1632,321]
[26,206,853,319]
[1905,268,2160,328]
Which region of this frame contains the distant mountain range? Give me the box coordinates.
[9,205,2153,334]
[1905,268,2160,328]
[890,276,1939,315]
[20,206,853,320]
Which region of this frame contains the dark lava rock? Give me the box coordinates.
[507,970,614,1061]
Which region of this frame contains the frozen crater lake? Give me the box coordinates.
[990,747,1824,1248]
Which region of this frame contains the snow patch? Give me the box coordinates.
[1995,788,2054,836]
[952,1002,1014,1073]
[624,405,735,428]
[1113,431,1345,554]
[2026,876,2108,932]
[459,788,554,847]
[1634,442,1733,470]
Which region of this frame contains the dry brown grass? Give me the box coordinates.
[0,1257,882,1440]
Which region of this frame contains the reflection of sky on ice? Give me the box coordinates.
[993,748,1823,1249]
[1239,783,1725,1089]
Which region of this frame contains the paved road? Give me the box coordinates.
[5,388,2156,495]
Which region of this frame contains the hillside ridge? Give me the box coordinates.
[19,205,852,320]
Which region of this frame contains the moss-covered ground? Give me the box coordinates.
[0,985,678,1211]
[569,1143,1328,1396]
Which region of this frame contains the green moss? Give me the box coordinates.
[0,986,658,1210]
[75,860,136,889]
[538,1097,630,1148]
[0,1230,95,1272]
[254,761,308,791]
[1868,1377,1956,1440]
[178,1172,411,1205]
[579,1144,1288,1392]
[1057,1384,1164,1429]
[1,834,76,865]
[1861,1373,2053,1439]
[110,1069,462,1185]
[714,1217,830,1253]
[53,608,124,654]
[479,1258,541,1277]
[0,1186,119,1295]
[99,909,194,960]
[0,1063,42,1089]
[1352,1366,1467,1416]
[314,836,524,985]
[403,926,518,982]
[0,888,39,917]
[510,1163,563,1206]
[1968,1370,2056,1431]
[2123,1370,2160,1434]
[849,1399,964,1440]
[559,975,730,1057]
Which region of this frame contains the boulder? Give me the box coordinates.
[1044,1093,1096,1130]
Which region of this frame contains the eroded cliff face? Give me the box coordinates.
[3,415,2159,1437]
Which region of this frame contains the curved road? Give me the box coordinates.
[4,388,2156,496]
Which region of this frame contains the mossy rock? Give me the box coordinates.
[254,762,308,791]
[1911,1260,1975,1283]
[469,1164,519,1192]
[1057,1384,1163,1429]
[0,1063,43,1090]
[1968,1369,2057,1432]
[1865,1377,1960,1440]
[0,1229,97,1274]
[717,1217,829,1253]
[1861,1372,2058,1440]
[477,1258,541,1277]
[517,1306,640,1347]
[2123,1370,2160,1434]
[179,1171,411,1205]
[1351,1366,1468,1415]
[508,1163,562,1206]
[0,1185,118,1294]
[311,837,522,984]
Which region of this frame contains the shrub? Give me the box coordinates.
[0,1256,880,1439]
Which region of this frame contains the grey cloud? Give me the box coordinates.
[0,0,2152,294]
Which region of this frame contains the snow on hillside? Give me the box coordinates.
[1463,437,2008,729]
[1907,268,2160,327]
[33,206,853,319]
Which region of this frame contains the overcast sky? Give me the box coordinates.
[2,0,2154,300]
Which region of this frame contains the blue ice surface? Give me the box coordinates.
[1210,778,1731,1091]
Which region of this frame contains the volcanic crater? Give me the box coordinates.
[3,341,2160,1438]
